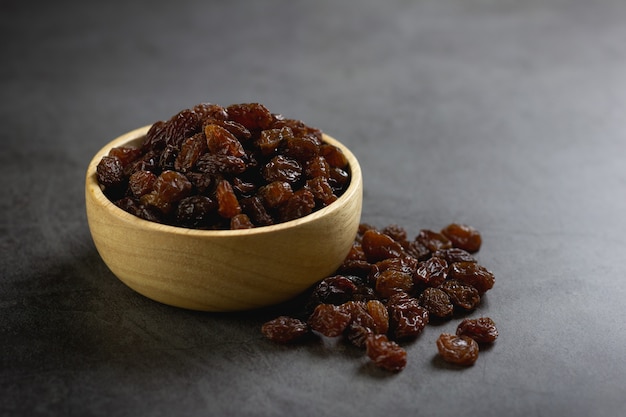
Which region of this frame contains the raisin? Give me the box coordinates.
[272,117,323,141]
[258,181,293,208]
[328,167,350,191]
[403,240,431,261]
[257,127,292,156]
[129,170,156,198]
[143,120,168,151]
[305,156,331,179]
[307,275,358,308]
[164,109,200,147]
[175,134,207,172]
[374,256,418,278]
[186,172,213,194]
[436,333,479,366]
[193,102,228,124]
[283,135,320,161]
[215,179,241,219]
[387,293,429,340]
[449,262,495,294]
[262,155,302,184]
[414,257,448,288]
[342,301,375,347]
[374,269,413,299]
[366,300,389,334]
[439,280,481,311]
[416,229,452,252]
[153,170,192,203]
[278,189,315,222]
[211,119,251,140]
[262,316,310,344]
[109,146,142,169]
[226,103,274,130]
[196,154,246,175]
[308,304,351,337]
[230,213,254,229]
[441,223,482,253]
[205,124,245,157]
[240,196,274,226]
[231,177,256,197]
[361,229,404,263]
[158,144,178,171]
[96,156,125,188]
[305,177,337,206]
[320,144,348,168]
[175,195,216,229]
[365,334,407,372]
[418,287,453,319]
[456,317,498,344]
[432,248,477,264]
[381,224,409,246]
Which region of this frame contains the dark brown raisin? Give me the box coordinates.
[305,177,337,206]
[416,229,452,252]
[226,102,274,130]
[449,262,495,294]
[230,213,254,229]
[164,109,200,147]
[308,304,351,337]
[414,257,448,288]
[109,146,142,169]
[366,299,389,334]
[456,317,498,344]
[262,155,302,184]
[272,117,323,141]
[96,156,125,188]
[439,280,481,311]
[307,275,359,309]
[320,144,348,168]
[128,170,156,198]
[374,270,413,299]
[215,179,241,219]
[278,189,315,222]
[240,196,274,226]
[205,124,245,157]
[365,334,407,372]
[258,181,293,208]
[361,229,404,263]
[185,172,213,194]
[175,134,207,172]
[441,223,482,253]
[257,127,292,156]
[418,287,453,319]
[175,195,217,229]
[158,144,178,171]
[196,154,246,175]
[387,293,429,340]
[262,316,310,344]
[193,102,228,123]
[143,120,168,151]
[283,135,320,161]
[432,248,477,264]
[153,170,193,203]
[436,333,479,366]
[305,156,331,179]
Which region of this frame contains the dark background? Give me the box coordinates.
[2,0,626,416]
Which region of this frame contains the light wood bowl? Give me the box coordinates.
[85,126,363,312]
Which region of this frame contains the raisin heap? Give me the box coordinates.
[96,103,351,230]
[261,222,498,372]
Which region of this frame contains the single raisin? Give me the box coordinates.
[164,109,200,147]
[366,299,389,334]
[305,177,337,206]
[308,304,352,337]
[305,156,331,179]
[240,196,274,226]
[441,223,482,253]
[365,334,407,372]
[230,213,254,229]
[416,229,452,252]
[278,189,315,222]
[439,280,481,311]
[387,293,429,340]
[196,154,246,175]
[258,181,293,208]
[320,144,348,168]
[432,248,477,264]
[175,134,207,172]
[418,287,454,319]
[456,317,498,344]
[175,195,217,229]
[128,170,156,198]
[374,269,413,299]
[96,156,125,188]
[361,229,404,263]
[215,179,241,219]
[436,333,479,366]
[414,257,448,288]
[226,102,274,130]
[262,316,310,344]
[108,146,142,169]
[449,262,495,294]
[257,127,293,156]
[262,155,302,184]
[153,170,193,203]
[205,124,246,157]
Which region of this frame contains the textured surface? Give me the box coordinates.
[2,0,626,416]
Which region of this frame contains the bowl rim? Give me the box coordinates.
[86,125,363,237]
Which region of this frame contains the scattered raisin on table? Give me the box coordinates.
[456,317,498,344]
[96,102,351,229]
[436,333,480,366]
[261,221,499,373]
[261,316,310,344]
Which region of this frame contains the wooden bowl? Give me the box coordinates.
[85,126,363,312]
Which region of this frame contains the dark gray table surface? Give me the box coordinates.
[2,0,626,416]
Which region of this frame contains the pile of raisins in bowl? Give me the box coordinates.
[261,222,498,372]
[96,102,351,230]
